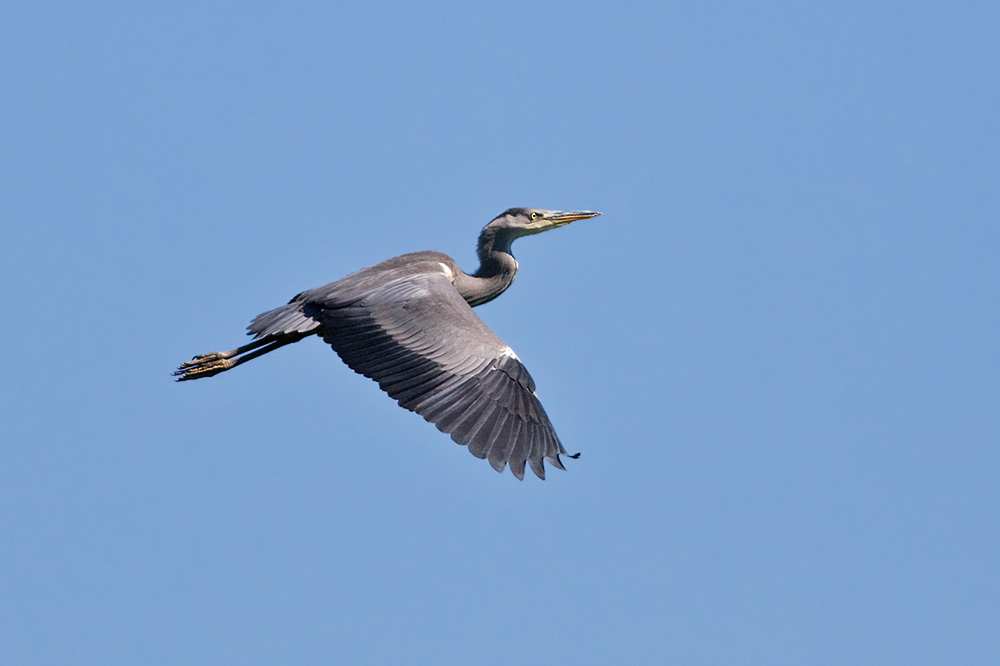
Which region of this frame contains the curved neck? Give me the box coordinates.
[454,227,519,307]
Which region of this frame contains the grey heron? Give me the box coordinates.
[175,208,601,479]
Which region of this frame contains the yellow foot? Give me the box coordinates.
[173,357,234,381]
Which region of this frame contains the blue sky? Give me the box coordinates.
[2,1,998,664]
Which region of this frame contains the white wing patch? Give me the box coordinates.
[437,262,455,281]
[499,345,520,361]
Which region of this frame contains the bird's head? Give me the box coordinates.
[486,208,601,238]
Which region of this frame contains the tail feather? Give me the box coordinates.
[248,297,321,339]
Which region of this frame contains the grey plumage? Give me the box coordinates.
[175,208,600,479]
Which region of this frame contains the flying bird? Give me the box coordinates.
[175,207,601,479]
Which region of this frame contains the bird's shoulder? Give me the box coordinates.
[364,251,461,281]
[301,251,461,308]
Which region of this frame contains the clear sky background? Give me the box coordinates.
[2,2,998,664]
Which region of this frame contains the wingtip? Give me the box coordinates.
[528,458,546,480]
[509,458,527,480]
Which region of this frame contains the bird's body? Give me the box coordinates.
[176,208,600,479]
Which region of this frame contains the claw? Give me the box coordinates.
[174,357,235,381]
[178,350,233,369]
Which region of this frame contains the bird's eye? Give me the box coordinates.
[530,212,538,220]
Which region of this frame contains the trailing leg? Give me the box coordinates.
[174,331,313,381]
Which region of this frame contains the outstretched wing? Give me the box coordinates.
[315,272,572,479]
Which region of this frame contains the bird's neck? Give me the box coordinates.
[455,227,519,307]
